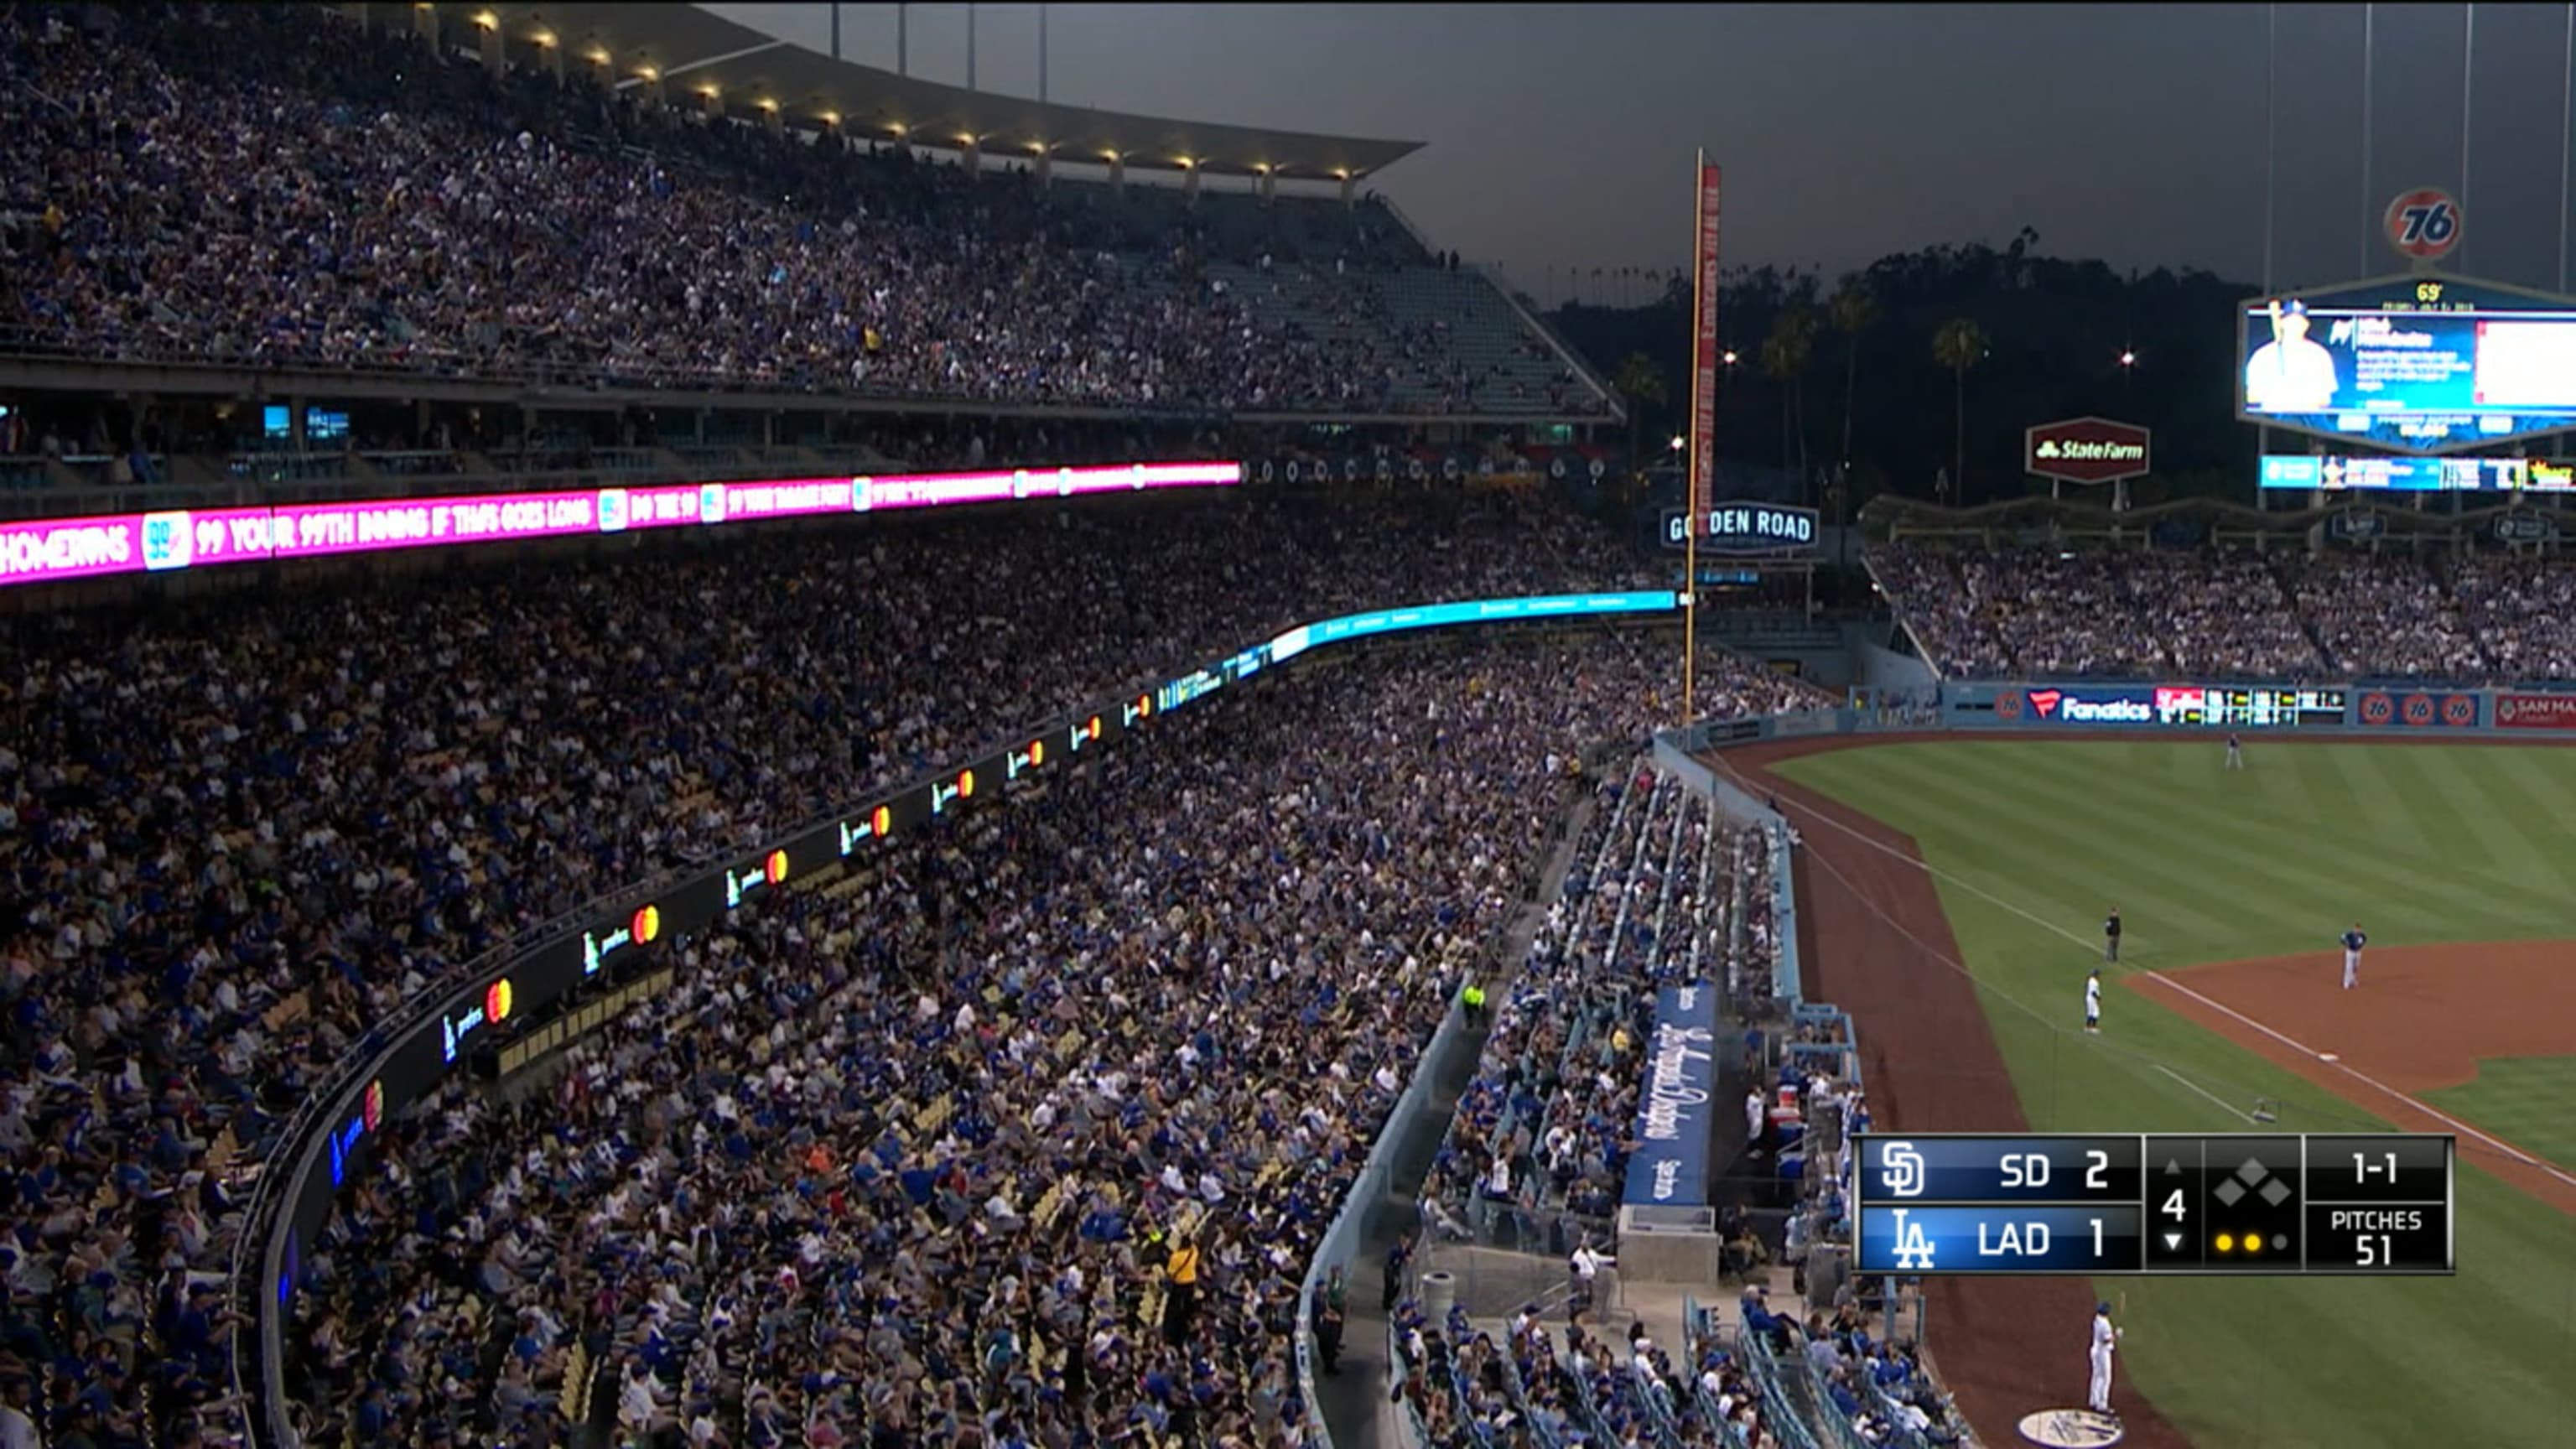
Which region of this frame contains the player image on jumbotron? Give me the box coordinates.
[2246,298,2341,413]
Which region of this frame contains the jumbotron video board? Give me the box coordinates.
[2239,274,2576,454]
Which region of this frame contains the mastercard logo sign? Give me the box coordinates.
[1085,715,1103,740]
[1027,739,1046,768]
[871,804,893,837]
[1135,694,1153,718]
[766,849,790,885]
[486,978,514,1024]
[361,1079,383,1135]
[631,904,661,943]
[958,768,977,799]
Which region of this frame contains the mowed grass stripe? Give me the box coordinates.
[2319,743,2442,858]
[1915,744,2547,949]
[1971,742,2576,937]
[1986,745,2414,942]
[1811,751,2250,946]
[2486,744,2576,843]
[2435,749,2576,901]
[2376,746,2576,902]
[2028,740,2576,924]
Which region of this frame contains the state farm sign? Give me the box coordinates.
[2026,417,2153,485]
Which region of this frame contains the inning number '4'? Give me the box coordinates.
[2400,201,2459,245]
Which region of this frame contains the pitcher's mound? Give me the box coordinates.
[2018,1408,2125,1446]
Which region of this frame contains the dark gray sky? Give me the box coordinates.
[707,3,2576,302]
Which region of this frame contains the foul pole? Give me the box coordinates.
[1685,154,1723,725]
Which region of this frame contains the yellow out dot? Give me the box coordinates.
[2215,1233,2236,1253]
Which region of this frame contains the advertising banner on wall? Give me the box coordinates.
[1623,984,1720,1209]
[1981,684,2347,729]
[2495,693,2576,730]
[2353,690,2484,729]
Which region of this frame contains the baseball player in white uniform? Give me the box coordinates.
[2088,1301,2122,1415]
[2342,923,2367,990]
[2085,969,2102,1034]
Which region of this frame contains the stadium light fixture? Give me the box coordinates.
[530,30,556,49]
[2120,350,2137,367]
[634,65,659,81]
[757,98,780,113]
[1722,350,1738,366]
[586,48,611,65]
[471,10,497,30]
[818,112,842,127]
[1669,436,1685,453]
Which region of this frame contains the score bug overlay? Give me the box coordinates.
[1852,1133,2454,1277]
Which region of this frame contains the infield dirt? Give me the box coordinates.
[2147,942,2576,1213]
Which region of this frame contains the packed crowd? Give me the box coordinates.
[1394,1291,1779,1448]
[1422,766,1792,1252]
[0,483,1657,1448]
[280,629,1708,1447]
[0,5,1589,414]
[1870,542,2576,681]
[2277,553,2485,682]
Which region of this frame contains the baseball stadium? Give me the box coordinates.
[3,5,2573,1449]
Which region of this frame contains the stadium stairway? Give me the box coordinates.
[1317,775,1606,1449]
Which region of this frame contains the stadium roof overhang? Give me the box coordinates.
[425,3,1425,182]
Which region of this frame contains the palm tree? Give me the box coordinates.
[1612,351,1668,471]
[1932,317,1987,502]
[1761,304,1817,498]
[1829,280,1877,470]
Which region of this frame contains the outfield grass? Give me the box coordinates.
[1772,740,2576,1449]
[2426,1057,2576,1176]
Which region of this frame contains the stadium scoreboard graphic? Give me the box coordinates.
[1853,1134,2454,1276]
[2149,686,2346,728]
[2237,273,2576,454]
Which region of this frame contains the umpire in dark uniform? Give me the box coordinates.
[2103,905,2122,963]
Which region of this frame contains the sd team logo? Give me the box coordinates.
[1879,1140,1928,1198]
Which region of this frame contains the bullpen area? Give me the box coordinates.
[1721,735,2576,1449]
